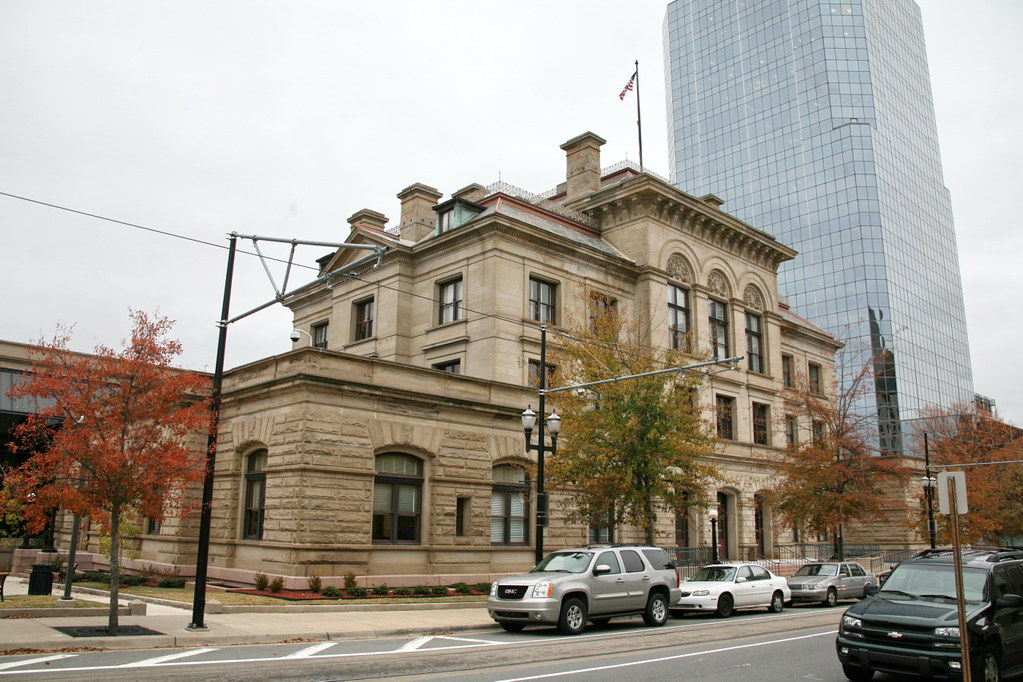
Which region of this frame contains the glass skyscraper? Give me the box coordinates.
[664,0,973,453]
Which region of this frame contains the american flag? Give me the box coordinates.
[619,71,637,100]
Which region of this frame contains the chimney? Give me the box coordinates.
[347,208,389,233]
[397,183,442,243]
[560,132,606,203]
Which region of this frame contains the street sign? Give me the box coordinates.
[937,471,968,515]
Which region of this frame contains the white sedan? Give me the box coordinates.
[675,563,792,618]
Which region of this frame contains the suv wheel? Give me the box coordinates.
[643,593,669,626]
[841,663,874,681]
[824,587,838,607]
[557,597,588,635]
[978,647,1001,682]
[715,593,734,618]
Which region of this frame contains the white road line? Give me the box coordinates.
[0,656,76,672]
[284,642,338,658]
[398,636,434,651]
[494,630,838,681]
[118,647,218,667]
[434,636,504,645]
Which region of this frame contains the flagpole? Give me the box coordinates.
[635,59,644,171]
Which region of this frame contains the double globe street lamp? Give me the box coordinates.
[522,406,561,564]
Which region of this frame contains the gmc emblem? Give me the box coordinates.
[502,587,517,595]
[887,632,903,639]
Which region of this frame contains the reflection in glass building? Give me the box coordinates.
[663,0,973,453]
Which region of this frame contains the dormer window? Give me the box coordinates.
[434,197,484,234]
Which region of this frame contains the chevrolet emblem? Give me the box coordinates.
[887,632,903,639]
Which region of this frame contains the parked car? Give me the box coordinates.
[788,561,875,607]
[836,547,1023,681]
[675,563,791,618]
[486,544,681,635]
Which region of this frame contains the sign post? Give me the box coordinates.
[938,471,971,682]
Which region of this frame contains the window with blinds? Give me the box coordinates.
[372,454,422,544]
[491,464,528,546]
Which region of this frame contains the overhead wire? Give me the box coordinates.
[2,189,714,373]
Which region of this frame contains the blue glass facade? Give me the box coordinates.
[664,0,973,453]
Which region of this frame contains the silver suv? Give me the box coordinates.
[487,544,681,635]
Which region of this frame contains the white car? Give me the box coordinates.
[675,563,791,618]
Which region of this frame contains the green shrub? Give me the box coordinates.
[308,576,322,593]
[342,571,358,590]
[347,586,367,597]
[451,582,473,595]
[254,572,269,591]
[158,577,187,588]
[321,586,342,598]
[119,575,147,586]
[75,570,111,583]
[413,584,432,596]
[473,582,492,594]
[268,576,285,593]
[393,586,414,596]
[430,585,449,596]
[370,584,390,596]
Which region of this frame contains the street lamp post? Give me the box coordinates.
[522,406,560,565]
[922,431,937,549]
[708,507,719,563]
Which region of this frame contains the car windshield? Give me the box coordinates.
[532,551,593,574]
[794,564,838,577]
[879,564,987,602]
[691,566,737,582]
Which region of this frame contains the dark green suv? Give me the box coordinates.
[836,548,1023,681]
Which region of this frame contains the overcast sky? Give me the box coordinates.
[2,1,1020,426]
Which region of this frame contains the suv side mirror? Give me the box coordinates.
[995,593,1023,608]
[593,564,612,576]
[864,584,878,596]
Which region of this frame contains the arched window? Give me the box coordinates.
[491,464,529,546]
[243,449,268,540]
[373,454,423,544]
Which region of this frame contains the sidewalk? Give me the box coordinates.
[0,576,497,654]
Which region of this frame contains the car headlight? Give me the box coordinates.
[532,580,553,598]
[691,589,711,596]
[842,615,862,630]
[489,581,498,597]
[935,626,960,638]
[809,583,825,590]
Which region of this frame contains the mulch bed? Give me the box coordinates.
[54,625,165,638]
[226,589,487,601]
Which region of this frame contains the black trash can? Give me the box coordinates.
[28,563,54,595]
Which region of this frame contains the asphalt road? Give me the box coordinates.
[0,606,871,681]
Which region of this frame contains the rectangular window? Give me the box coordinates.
[312,321,329,349]
[753,402,769,445]
[709,299,729,360]
[432,359,461,374]
[782,355,793,387]
[354,298,374,341]
[745,312,763,373]
[785,415,798,445]
[528,359,556,389]
[716,395,735,440]
[812,420,825,443]
[438,277,463,325]
[809,362,822,394]
[529,277,557,324]
[668,284,690,351]
[456,497,470,537]
[146,518,162,535]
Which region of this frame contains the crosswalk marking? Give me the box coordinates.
[284,642,338,658]
[118,648,218,667]
[0,655,76,672]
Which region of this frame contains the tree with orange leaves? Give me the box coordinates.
[918,405,1023,545]
[768,345,911,558]
[2,311,209,633]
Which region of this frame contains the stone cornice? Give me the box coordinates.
[579,175,797,271]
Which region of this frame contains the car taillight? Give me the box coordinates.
[675,568,680,587]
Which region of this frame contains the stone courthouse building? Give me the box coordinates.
[161,131,851,586]
[8,133,898,586]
